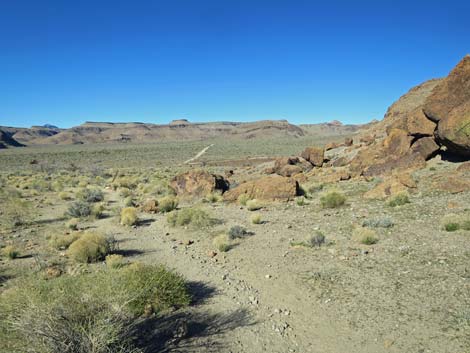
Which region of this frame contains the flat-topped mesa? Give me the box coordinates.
[169,119,191,126]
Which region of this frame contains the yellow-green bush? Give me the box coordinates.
[157,195,178,213]
[167,207,215,228]
[212,234,231,252]
[49,233,80,250]
[105,254,125,269]
[237,194,251,206]
[246,199,263,211]
[67,232,112,263]
[352,227,378,245]
[251,213,262,224]
[2,245,19,259]
[320,190,346,209]
[120,207,138,226]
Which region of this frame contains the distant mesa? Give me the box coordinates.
[43,124,59,129]
[169,119,191,126]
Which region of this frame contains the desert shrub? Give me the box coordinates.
[67,232,113,263]
[237,194,251,206]
[49,233,80,250]
[120,207,138,226]
[352,227,378,245]
[0,264,189,353]
[67,201,92,218]
[204,192,222,203]
[66,218,79,230]
[91,203,105,219]
[212,234,231,252]
[251,213,262,224]
[387,193,410,207]
[296,197,307,206]
[362,218,394,228]
[228,225,250,239]
[158,195,178,213]
[440,213,470,232]
[119,187,132,198]
[246,199,263,211]
[2,245,19,259]
[0,197,34,228]
[291,231,326,248]
[106,254,125,269]
[320,190,346,209]
[78,188,104,203]
[123,196,135,207]
[167,208,215,228]
[58,191,71,200]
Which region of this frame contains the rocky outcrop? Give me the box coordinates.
[170,170,229,197]
[223,175,299,201]
[0,130,25,148]
[423,55,470,157]
[300,147,325,167]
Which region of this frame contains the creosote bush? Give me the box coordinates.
[228,225,250,239]
[0,263,190,353]
[49,233,80,250]
[387,193,410,207]
[320,190,346,209]
[67,232,113,263]
[167,207,215,228]
[120,207,138,226]
[204,192,223,203]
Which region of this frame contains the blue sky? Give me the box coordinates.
[0,0,469,128]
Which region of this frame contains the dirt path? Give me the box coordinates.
[184,144,214,164]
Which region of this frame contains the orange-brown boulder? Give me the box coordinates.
[382,128,413,156]
[170,170,229,197]
[423,56,470,156]
[142,199,159,213]
[279,164,303,177]
[387,108,437,136]
[410,137,440,160]
[300,147,324,166]
[363,174,416,200]
[223,175,299,202]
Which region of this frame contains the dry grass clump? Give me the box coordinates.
[251,213,262,224]
[204,192,223,203]
[49,233,81,250]
[157,195,178,213]
[320,190,346,209]
[106,254,125,269]
[58,191,72,200]
[237,194,251,206]
[246,199,263,211]
[352,227,379,245]
[212,234,231,252]
[66,218,79,230]
[67,232,113,263]
[120,207,138,226]
[1,197,34,228]
[1,245,19,259]
[387,192,410,207]
[91,203,105,219]
[291,231,326,248]
[296,197,307,206]
[0,263,190,353]
[167,207,215,228]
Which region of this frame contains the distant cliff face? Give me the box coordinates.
[0,130,25,148]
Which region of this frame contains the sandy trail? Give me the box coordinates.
[184,144,214,164]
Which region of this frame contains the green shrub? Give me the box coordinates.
[120,207,138,226]
[387,193,410,207]
[78,188,104,203]
[67,201,92,218]
[320,190,346,209]
[444,222,460,232]
[204,192,222,203]
[0,264,189,353]
[296,197,307,206]
[157,195,178,213]
[2,245,19,259]
[67,232,113,263]
[167,208,215,228]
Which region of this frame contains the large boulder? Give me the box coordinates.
[170,170,229,197]
[223,175,299,202]
[271,156,313,177]
[300,147,324,166]
[387,108,436,137]
[410,136,440,160]
[423,55,470,157]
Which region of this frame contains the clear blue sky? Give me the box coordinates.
[0,0,469,128]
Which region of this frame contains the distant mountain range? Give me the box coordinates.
[0,119,371,147]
